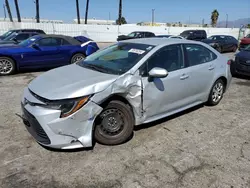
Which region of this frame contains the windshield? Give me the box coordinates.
[18,36,40,47]
[246,34,250,38]
[2,32,18,41]
[1,30,15,39]
[78,42,155,75]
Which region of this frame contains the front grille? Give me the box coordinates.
[21,103,51,144]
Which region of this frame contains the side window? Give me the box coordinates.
[37,38,60,47]
[15,33,30,41]
[61,38,71,45]
[184,44,217,66]
[141,44,184,76]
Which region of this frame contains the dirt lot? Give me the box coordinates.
[1,51,250,188]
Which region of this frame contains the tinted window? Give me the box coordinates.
[15,33,30,41]
[142,44,184,76]
[37,37,60,46]
[61,38,71,45]
[145,32,154,37]
[184,44,217,66]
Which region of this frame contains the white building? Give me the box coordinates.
[73,18,116,25]
[0,17,63,24]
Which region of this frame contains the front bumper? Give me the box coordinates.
[21,87,103,149]
[232,57,250,76]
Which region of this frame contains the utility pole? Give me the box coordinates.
[5,0,13,22]
[3,4,7,20]
[226,14,228,28]
[202,18,204,26]
[14,0,21,22]
[85,0,89,24]
[152,9,155,26]
[118,0,122,25]
[76,0,80,24]
[35,0,40,23]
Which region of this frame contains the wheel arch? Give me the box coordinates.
[0,55,19,71]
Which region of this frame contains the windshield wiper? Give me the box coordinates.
[81,63,109,73]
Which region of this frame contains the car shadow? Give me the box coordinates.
[233,74,250,81]
[134,104,204,131]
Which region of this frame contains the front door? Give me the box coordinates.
[141,44,192,121]
[21,37,62,68]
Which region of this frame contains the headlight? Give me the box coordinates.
[46,96,91,118]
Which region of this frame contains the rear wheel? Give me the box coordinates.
[232,45,238,52]
[70,53,85,64]
[207,79,225,106]
[0,57,16,76]
[94,100,134,145]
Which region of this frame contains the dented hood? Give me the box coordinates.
[28,64,118,100]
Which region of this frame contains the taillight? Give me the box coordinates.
[227,60,231,65]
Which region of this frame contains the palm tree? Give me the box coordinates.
[84,0,89,24]
[14,0,21,22]
[211,9,219,27]
[35,0,40,23]
[76,0,80,24]
[118,0,122,25]
[5,0,13,22]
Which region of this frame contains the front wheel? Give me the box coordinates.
[94,100,134,145]
[207,79,225,106]
[71,53,85,64]
[0,57,16,76]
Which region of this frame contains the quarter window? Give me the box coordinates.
[184,44,217,66]
[142,44,184,76]
[15,34,30,41]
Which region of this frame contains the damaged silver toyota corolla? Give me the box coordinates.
[21,38,232,149]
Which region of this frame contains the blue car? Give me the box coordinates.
[0,34,99,75]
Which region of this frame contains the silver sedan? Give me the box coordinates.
[21,38,232,149]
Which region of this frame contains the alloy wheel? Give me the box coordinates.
[212,82,224,103]
[0,58,13,75]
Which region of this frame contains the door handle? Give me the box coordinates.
[208,66,215,70]
[180,74,189,80]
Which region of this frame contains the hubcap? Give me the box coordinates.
[212,82,223,103]
[99,108,125,136]
[0,59,13,74]
[73,55,84,63]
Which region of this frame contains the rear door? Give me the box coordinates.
[182,44,217,102]
[21,37,62,68]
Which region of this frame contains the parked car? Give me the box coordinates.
[180,30,207,41]
[231,45,250,76]
[239,34,250,51]
[0,29,45,40]
[117,31,155,41]
[0,34,99,75]
[0,32,39,45]
[20,38,232,149]
[201,35,238,53]
[156,35,184,39]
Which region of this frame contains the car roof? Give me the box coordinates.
[119,38,203,46]
[36,34,81,45]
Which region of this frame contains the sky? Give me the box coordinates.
[0,0,249,24]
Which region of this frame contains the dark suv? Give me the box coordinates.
[0,29,46,40]
[180,30,207,41]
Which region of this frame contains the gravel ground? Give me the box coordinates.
[1,49,250,188]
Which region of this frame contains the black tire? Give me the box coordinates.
[207,79,225,106]
[94,100,134,145]
[0,57,16,76]
[70,53,85,64]
[216,45,222,53]
[232,45,238,52]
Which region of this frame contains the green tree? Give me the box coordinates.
[116,17,127,25]
[211,9,219,27]
[247,24,250,29]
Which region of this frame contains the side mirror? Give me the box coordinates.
[31,43,39,49]
[148,67,168,78]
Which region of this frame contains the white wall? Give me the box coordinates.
[0,22,249,42]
